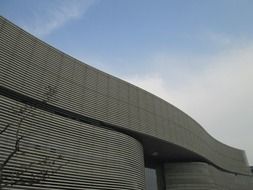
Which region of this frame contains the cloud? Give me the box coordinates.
[123,45,253,165]
[21,0,97,37]
[205,31,232,46]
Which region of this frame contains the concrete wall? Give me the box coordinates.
[0,16,251,175]
[0,95,145,189]
[164,162,253,190]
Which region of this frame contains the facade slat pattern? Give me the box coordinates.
[0,95,145,189]
[0,16,250,175]
[164,162,253,190]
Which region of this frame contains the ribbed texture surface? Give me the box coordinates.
[0,16,250,175]
[0,95,145,190]
[164,162,253,190]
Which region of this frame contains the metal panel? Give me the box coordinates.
[164,162,253,190]
[129,85,138,105]
[119,80,129,102]
[0,95,145,190]
[85,67,97,91]
[0,16,251,176]
[108,76,119,99]
[97,72,108,95]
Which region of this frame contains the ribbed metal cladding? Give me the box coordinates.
[0,16,251,175]
[0,95,145,190]
[164,162,253,190]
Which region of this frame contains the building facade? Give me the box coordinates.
[0,16,252,189]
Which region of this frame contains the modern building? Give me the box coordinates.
[0,16,252,190]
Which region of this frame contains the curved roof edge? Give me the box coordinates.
[0,16,251,175]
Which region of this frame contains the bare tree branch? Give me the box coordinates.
[0,124,10,135]
[0,85,64,189]
[1,136,22,171]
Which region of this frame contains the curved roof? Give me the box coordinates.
[0,16,251,175]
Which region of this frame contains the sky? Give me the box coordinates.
[1,0,253,165]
